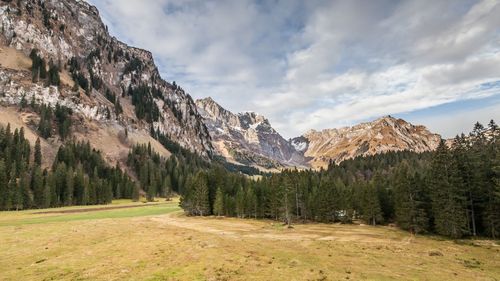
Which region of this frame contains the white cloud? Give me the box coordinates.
[88,0,500,139]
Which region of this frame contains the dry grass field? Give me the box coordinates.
[0,198,498,281]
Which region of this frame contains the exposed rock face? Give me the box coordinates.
[0,0,213,158]
[196,97,305,169]
[294,116,441,168]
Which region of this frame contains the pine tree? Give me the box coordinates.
[12,174,23,210]
[74,165,85,204]
[34,137,42,167]
[32,167,45,208]
[485,140,500,238]
[430,141,468,238]
[246,186,257,219]
[394,165,429,234]
[5,173,15,210]
[213,187,224,217]
[193,172,210,216]
[181,172,210,216]
[20,170,32,210]
[361,182,383,226]
[0,160,7,210]
[63,167,74,206]
[81,176,90,205]
[235,186,245,218]
[42,171,51,208]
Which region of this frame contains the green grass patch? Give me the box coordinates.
[0,203,181,226]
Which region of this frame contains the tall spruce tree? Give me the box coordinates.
[0,160,7,210]
[394,165,429,234]
[34,138,42,167]
[213,187,224,216]
[430,141,468,238]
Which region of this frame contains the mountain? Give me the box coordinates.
[196,97,305,169]
[292,116,441,168]
[0,0,212,167]
[196,96,441,170]
[0,0,443,172]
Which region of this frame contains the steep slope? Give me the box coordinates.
[196,97,305,169]
[0,0,212,166]
[293,116,441,168]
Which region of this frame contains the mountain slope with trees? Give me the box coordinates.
[179,120,500,239]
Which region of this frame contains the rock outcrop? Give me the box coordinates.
[196,97,305,169]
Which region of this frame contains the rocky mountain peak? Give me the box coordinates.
[296,116,441,168]
[195,98,306,169]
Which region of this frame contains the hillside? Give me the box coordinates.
[0,0,212,168]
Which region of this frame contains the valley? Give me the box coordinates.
[0,1,499,280]
[1,198,498,281]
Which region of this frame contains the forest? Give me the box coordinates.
[178,121,500,239]
[0,118,498,240]
[0,124,136,210]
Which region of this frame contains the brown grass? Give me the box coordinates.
[0,200,498,281]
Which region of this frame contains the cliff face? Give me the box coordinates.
[293,116,441,168]
[196,97,305,169]
[0,0,213,163]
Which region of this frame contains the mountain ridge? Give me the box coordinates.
[0,0,444,172]
[196,96,306,169]
[0,0,213,167]
[294,115,442,168]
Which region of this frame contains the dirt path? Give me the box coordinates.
[150,212,408,243]
[33,203,167,214]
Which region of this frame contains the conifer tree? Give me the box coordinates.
[0,160,7,210]
[213,187,224,217]
[430,141,468,238]
[63,167,74,206]
[11,171,23,210]
[361,182,383,226]
[131,183,140,202]
[235,186,245,218]
[20,170,31,210]
[5,173,15,210]
[32,167,45,208]
[485,140,500,238]
[394,165,428,234]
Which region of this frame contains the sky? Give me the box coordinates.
[87,0,500,139]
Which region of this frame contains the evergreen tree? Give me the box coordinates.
[430,141,468,238]
[484,139,500,238]
[132,183,140,202]
[394,165,429,234]
[213,187,224,216]
[63,167,74,206]
[32,167,45,208]
[0,160,7,210]
[34,137,42,167]
[361,182,383,226]
[20,170,32,209]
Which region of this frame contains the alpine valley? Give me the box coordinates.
[0,0,447,173]
[0,1,499,281]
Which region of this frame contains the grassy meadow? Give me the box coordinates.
[0,198,498,281]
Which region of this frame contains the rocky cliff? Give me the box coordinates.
[0,0,213,165]
[196,97,305,169]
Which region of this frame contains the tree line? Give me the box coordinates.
[0,123,136,210]
[179,120,500,239]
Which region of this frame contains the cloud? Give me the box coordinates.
[88,0,500,139]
